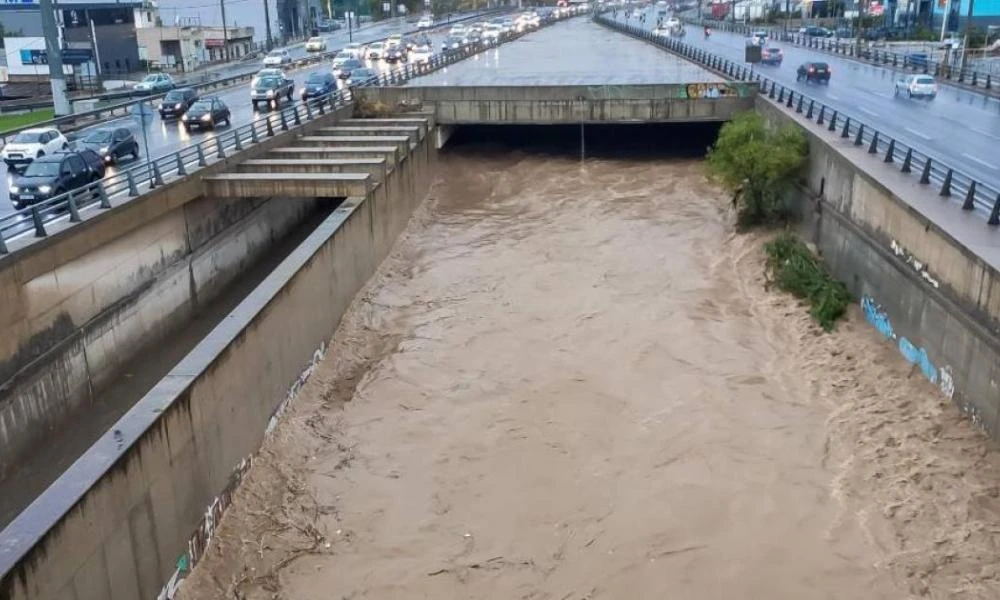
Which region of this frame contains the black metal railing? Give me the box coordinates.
[0,15,575,256]
[594,13,1000,227]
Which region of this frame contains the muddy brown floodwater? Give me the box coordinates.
[179,145,1000,600]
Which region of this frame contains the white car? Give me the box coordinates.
[263,49,292,66]
[133,73,174,93]
[449,24,468,36]
[342,42,365,59]
[305,37,327,52]
[409,45,433,64]
[1,128,69,171]
[483,23,504,40]
[895,74,938,99]
[367,41,386,59]
[665,17,681,29]
[417,15,434,28]
[386,33,403,48]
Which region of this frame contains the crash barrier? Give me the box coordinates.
[0,17,573,257]
[595,13,1000,227]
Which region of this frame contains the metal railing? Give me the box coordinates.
[689,17,1000,95]
[0,17,573,257]
[594,13,1000,227]
[0,7,508,143]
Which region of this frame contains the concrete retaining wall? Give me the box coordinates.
[356,83,757,124]
[0,195,317,481]
[0,117,435,600]
[757,98,1000,439]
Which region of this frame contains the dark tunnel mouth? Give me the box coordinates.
[442,123,724,159]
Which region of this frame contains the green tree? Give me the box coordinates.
[707,111,808,228]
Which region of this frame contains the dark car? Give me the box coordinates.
[334,57,363,79]
[404,35,431,51]
[441,36,465,52]
[9,149,104,209]
[181,97,232,130]
[384,45,408,63]
[796,61,831,83]
[251,75,295,109]
[77,127,140,164]
[159,87,199,119]
[345,67,380,86]
[761,46,783,65]
[802,25,833,37]
[301,71,337,101]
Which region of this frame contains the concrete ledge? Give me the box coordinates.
[204,172,372,199]
[267,146,401,166]
[316,125,423,144]
[295,135,412,154]
[343,117,433,139]
[236,158,387,181]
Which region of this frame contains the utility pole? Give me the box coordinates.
[220,0,231,61]
[39,0,71,116]
[263,0,274,49]
[961,0,974,70]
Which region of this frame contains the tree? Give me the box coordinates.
[707,111,808,228]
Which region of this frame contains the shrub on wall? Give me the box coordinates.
[764,232,851,331]
[707,111,808,228]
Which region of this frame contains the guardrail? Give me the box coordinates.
[0,16,573,257]
[689,17,1000,95]
[0,7,506,144]
[594,13,1000,227]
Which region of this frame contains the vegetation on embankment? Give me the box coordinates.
[0,109,55,134]
[707,111,850,331]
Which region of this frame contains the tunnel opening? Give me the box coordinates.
[0,198,344,530]
[443,122,724,159]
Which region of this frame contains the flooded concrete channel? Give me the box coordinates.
[0,203,337,530]
[173,124,1000,600]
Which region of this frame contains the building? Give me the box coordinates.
[136,19,255,72]
[1,0,146,83]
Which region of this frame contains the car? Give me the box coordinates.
[345,67,379,86]
[133,73,175,94]
[665,16,681,29]
[417,15,434,28]
[895,74,938,99]
[158,87,198,119]
[305,37,327,52]
[8,149,104,209]
[802,25,833,37]
[181,97,231,130]
[404,34,431,51]
[748,30,768,46]
[761,46,783,65]
[263,49,292,66]
[467,30,483,46]
[449,24,468,36]
[342,42,365,59]
[252,68,286,86]
[653,25,670,36]
[387,33,404,47]
[1,128,69,171]
[367,41,386,59]
[251,74,294,108]
[384,45,408,62]
[334,56,363,78]
[77,127,139,164]
[301,71,337,101]
[441,36,465,52]
[409,45,433,64]
[796,61,831,83]
[483,22,504,40]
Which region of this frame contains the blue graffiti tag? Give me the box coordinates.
[898,337,938,384]
[861,295,895,340]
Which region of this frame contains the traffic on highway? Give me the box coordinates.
[0,10,504,219]
[613,6,1000,189]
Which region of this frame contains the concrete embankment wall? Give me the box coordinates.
[758,98,1000,438]
[0,105,355,483]
[0,194,317,481]
[0,116,436,600]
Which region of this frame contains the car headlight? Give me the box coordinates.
[201,114,212,121]
[38,185,51,194]
[99,147,109,154]
[9,185,17,194]
[182,114,190,121]
[301,87,306,94]
[267,90,275,97]
[175,103,183,110]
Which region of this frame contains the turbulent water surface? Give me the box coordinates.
[178,128,1000,600]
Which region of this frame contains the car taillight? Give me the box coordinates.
[808,67,815,72]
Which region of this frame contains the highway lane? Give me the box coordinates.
[612,12,1000,189]
[0,15,493,218]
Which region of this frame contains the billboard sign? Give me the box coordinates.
[18,47,93,65]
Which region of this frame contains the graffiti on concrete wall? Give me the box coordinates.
[157,341,328,599]
[860,295,952,392]
[891,240,940,289]
[681,82,751,99]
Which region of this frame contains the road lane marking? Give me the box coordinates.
[970,127,1000,142]
[858,107,879,118]
[904,127,932,141]
[827,93,841,100]
[962,153,998,171]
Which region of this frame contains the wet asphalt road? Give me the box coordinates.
[613,11,1000,189]
[0,14,489,219]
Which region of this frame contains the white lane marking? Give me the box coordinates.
[858,106,879,118]
[962,153,998,171]
[904,127,932,141]
[970,127,1000,142]
[827,93,841,100]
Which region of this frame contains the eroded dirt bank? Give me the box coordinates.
[178,149,1000,600]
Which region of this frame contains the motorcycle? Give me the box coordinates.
[704,27,712,39]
